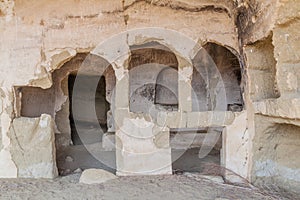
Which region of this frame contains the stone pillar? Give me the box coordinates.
[116,117,172,176]
[178,58,193,112]
[114,62,172,176]
[222,111,249,180]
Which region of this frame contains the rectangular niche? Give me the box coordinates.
[245,34,280,101]
[17,86,56,118]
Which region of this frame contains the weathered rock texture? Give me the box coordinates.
[238,0,300,195]
[8,114,57,178]
[0,0,299,195]
[79,169,118,184]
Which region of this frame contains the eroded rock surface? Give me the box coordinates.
[0,0,299,196]
[8,114,58,178]
[79,169,118,184]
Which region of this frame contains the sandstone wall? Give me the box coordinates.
[240,0,300,194]
[0,1,298,195]
[0,0,239,178]
[8,114,57,178]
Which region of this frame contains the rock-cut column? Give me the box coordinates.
[114,64,172,176]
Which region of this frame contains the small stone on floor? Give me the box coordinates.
[79,169,118,184]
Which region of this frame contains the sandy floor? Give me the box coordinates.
[50,144,298,200]
[0,173,288,200]
[56,143,221,175]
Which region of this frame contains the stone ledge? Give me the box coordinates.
[253,98,300,121]
[157,111,236,128]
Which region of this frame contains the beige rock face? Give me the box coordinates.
[116,117,172,176]
[222,111,248,179]
[244,35,280,101]
[0,0,14,20]
[0,0,299,195]
[0,88,18,178]
[79,169,118,184]
[235,0,300,194]
[102,133,115,151]
[8,114,58,178]
[251,116,300,194]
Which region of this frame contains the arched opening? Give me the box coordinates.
[68,73,110,145]
[173,43,243,173]
[192,42,243,112]
[205,43,242,111]
[128,41,179,114]
[16,53,117,176]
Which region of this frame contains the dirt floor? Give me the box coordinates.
[0,172,292,200]
[0,144,293,200]
[56,139,221,174]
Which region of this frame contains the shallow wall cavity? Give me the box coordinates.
[245,34,280,101]
[128,42,179,114]
[19,87,56,118]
